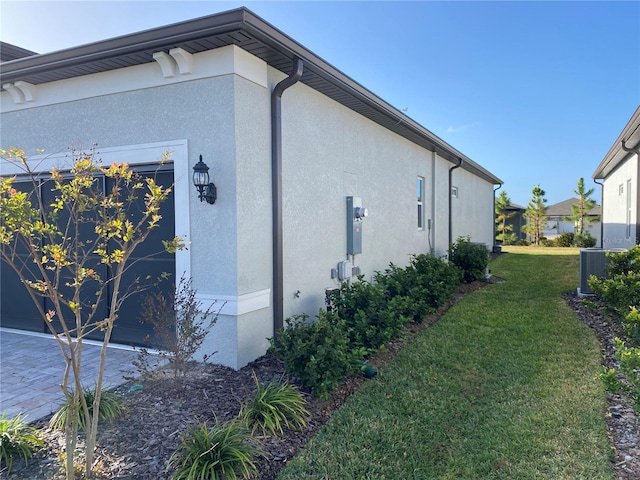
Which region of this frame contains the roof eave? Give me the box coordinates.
[1,7,503,185]
[593,105,640,180]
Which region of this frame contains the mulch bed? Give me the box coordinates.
[7,278,640,479]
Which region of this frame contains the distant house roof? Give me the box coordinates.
[0,42,37,62]
[593,105,640,180]
[507,202,526,211]
[0,8,502,185]
[546,198,601,217]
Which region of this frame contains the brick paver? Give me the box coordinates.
[0,328,157,422]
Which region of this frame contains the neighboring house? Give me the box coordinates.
[0,41,37,62]
[593,105,640,249]
[503,202,526,242]
[0,8,502,369]
[542,198,601,244]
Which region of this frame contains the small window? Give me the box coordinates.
[417,177,424,229]
[451,186,459,198]
[620,184,624,195]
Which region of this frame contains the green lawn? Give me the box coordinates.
[278,248,614,479]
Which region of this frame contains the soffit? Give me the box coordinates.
[593,105,640,180]
[0,7,502,184]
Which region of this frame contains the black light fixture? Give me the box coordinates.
[192,155,217,204]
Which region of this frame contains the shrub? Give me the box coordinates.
[136,276,221,378]
[574,232,596,247]
[448,237,489,283]
[375,254,460,324]
[623,307,640,347]
[327,278,404,353]
[599,338,640,412]
[241,372,309,436]
[270,313,359,398]
[49,387,126,432]
[606,245,640,277]
[589,271,640,319]
[0,413,43,474]
[556,232,575,247]
[170,419,261,480]
[410,253,461,314]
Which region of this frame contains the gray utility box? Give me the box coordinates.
[347,196,367,255]
[578,248,627,295]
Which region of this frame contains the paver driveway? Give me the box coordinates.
[0,328,150,422]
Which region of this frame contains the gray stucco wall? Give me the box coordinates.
[268,67,494,321]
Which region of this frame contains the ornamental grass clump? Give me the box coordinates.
[49,387,126,432]
[241,372,309,436]
[170,418,262,480]
[0,413,43,474]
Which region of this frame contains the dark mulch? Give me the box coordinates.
[7,277,640,479]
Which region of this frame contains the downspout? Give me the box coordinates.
[271,58,303,335]
[448,157,463,248]
[594,179,604,247]
[493,183,502,250]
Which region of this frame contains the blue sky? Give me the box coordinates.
[2,1,639,207]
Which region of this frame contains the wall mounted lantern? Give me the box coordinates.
[192,155,217,204]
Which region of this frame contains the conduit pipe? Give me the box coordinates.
[271,58,303,335]
[493,183,502,250]
[594,178,604,247]
[448,157,463,248]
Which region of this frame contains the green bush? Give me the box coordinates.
[327,278,405,353]
[410,253,461,313]
[574,232,596,247]
[556,232,575,247]
[0,413,43,474]
[170,419,261,480]
[623,307,640,347]
[448,237,489,283]
[49,387,126,432]
[241,372,309,436]
[270,313,359,398]
[600,338,640,412]
[589,271,640,319]
[375,254,460,324]
[606,245,640,277]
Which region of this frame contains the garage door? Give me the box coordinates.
[0,167,176,347]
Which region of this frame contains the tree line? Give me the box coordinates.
[496,177,599,246]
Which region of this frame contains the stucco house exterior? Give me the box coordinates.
[542,198,601,244]
[1,8,502,369]
[593,105,640,249]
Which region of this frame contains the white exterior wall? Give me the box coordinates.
[602,152,638,249]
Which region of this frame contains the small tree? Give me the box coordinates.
[0,147,182,479]
[522,185,548,245]
[495,190,516,244]
[566,177,599,236]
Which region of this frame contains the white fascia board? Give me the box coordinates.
[197,289,271,317]
[1,45,267,113]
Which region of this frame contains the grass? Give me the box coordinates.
[278,248,614,479]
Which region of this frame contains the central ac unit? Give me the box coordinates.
[578,248,628,296]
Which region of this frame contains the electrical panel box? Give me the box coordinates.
[338,260,352,281]
[347,196,368,255]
